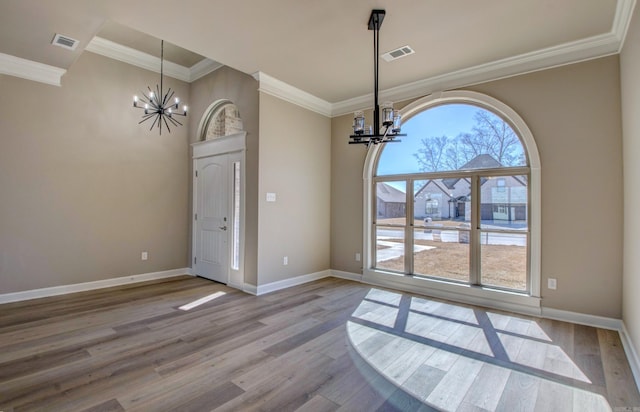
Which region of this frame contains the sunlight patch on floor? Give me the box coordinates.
[178,291,226,311]
[346,288,608,411]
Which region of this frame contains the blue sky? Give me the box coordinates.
[377,104,482,176]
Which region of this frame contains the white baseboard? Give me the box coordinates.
[255,269,332,295]
[540,307,623,331]
[243,284,258,295]
[620,322,640,390]
[330,270,363,282]
[0,268,191,304]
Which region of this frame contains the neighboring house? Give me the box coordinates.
[479,175,527,222]
[414,154,527,223]
[376,182,406,219]
[415,179,468,221]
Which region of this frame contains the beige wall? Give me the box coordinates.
[621,3,640,364]
[0,52,190,293]
[330,111,369,274]
[258,93,331,285]
[331,56,623,318]
[187,66,259,286]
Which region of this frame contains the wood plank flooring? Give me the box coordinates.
[0,276,638,411]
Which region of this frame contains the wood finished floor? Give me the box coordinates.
[0,276,638,412]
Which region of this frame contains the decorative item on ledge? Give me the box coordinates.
[132,40,187,135]
[349,10,405,146]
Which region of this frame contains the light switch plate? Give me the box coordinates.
[266,192,276,202]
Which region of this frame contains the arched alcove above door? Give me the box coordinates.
[197,99,244,141]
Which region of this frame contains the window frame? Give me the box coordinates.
[361,91,541,314]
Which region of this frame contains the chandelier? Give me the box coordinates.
[349,10,405,146]
[132,40,187,134]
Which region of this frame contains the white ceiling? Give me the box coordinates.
[0,0,635,111]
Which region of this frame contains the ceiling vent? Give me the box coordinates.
[382,45,415,62]
[51,34,79,51]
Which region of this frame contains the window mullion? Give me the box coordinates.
[470,175,480,285]
[406,178,414,275]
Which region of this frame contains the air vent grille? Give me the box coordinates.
[51,34,79,51]
[382,45,415,62]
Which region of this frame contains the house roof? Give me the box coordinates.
[460,154,503,170]
[377,183,406,204]
[415,180,452,198]
[440,154,502,188]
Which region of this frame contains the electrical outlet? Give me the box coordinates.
[548,278,557,290]
[141,251,148,261]
[283,256,288,265]
[355,253,361,262]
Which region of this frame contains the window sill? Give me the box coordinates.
[362,268,541,316]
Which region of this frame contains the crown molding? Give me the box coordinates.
[614,0,637,50]
[331,0,636,117]
[331,32,621,117]
[86,37,190,81]
[0,52,66,86]
[86,36,221,83]
[189,58,223,82]
[252,71,333,117]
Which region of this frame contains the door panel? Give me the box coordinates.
[195,155,229,283]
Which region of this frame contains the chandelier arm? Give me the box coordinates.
[136,94,149,104]
[164,89,174,107]
[138,114,158,124]
[149,114,161,131]
[167,116,183,127]
[162,115,172,133]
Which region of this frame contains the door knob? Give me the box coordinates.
[219,225,227,231]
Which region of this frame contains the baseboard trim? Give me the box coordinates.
[255,270,332,295]
[620,322,640,390]
[243,284,258,295]
[540,307,623,331]
[227,280,244,291]
[330,270,363,282]
[0,268,191,304]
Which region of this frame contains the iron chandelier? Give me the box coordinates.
[132,40,187,134]
[349,10,405,146]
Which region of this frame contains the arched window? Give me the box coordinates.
[199,100,244,140]
[363,91,541,309]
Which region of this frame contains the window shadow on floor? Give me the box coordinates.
[346,288,621,411]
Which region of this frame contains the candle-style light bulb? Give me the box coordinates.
[133,95,138,107]
[381,102,394,126]
[353,111,365,135]
[392,114,402,133]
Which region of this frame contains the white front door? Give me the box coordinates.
[194,154,229,283]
